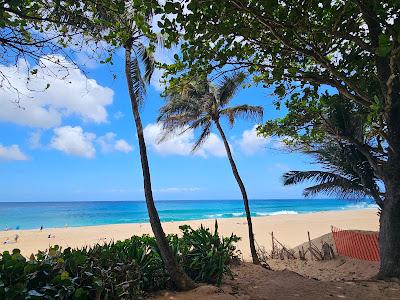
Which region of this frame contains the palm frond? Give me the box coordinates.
[217,72,246,106]
[192,123,211,152]
[282,170,345,186]
[220,105,263,126]
[129,55,146,105]
[303,179,368,198]
[136,44,155,84]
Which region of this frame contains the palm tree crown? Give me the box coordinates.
[282,98,383,208]
[283,143,382,203]
[158,73,263,149]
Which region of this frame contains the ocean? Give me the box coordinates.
[0,199,377,230]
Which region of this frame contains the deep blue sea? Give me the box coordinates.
[0,199,377,230]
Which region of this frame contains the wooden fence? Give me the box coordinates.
[331,226,380,261]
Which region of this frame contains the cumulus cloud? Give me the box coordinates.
[50,126,96,158]
[114,139,133,153]
[97,132,133,153]
[238,125,270,155]
[143,123,226,158]
[0,144,28,161]
[0,55,113,128]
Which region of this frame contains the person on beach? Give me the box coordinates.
[14,234,19,243]
[40,226,43,231]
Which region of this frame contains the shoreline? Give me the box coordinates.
[0,209,379,259]
[1,206,377,232]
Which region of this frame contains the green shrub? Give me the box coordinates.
[0,222,239,299]
[172,220,240,285]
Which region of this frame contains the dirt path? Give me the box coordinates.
[151,263,400,300]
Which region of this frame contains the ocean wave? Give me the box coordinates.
[231,212,244,217]
[204,213,224,218]
[256,210,299,216]
[342,202,378,210]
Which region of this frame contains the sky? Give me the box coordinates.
[0,47,315,202]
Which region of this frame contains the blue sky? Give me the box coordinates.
[0,48,314,202]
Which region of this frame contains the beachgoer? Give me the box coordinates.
[40,226,43,231]
[14,234,19,243]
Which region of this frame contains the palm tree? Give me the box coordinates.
[158,73,262,265]
[100,2,195,290]
[282,143,383,207]
[281,98,383,208]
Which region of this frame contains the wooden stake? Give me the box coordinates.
[271,232,275,259]
[308,231,313,261]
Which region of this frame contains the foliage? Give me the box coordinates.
[158,72,263,151]
[282,142,382,202]
[0,223,239,299]
[272,97,383,206]
[174,221,240,285]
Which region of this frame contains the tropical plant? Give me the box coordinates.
[282,99,383,205]
[158,72,263,265]
[282,143,383,204]
[0,224,239,299]
[176,221,240,285]
[159,0,400,279]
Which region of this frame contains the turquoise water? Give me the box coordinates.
[0,199,377,230]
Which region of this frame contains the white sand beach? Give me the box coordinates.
[0,209,379,259]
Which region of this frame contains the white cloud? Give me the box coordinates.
[113,111,125,120]
[0,55,113,128]
[155,187,201,193]
[50,126,96,158]
[97,132,133,153]
[143,123,226,158]
[28,131,43,149]
[115,139,133,153]
[200,134,227,157]
[238,125,270,155]
[0,144,28,161]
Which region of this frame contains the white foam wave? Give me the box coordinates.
[205,213,224,218]
[343,202,378,210]
[256,210,299,216]
[231,212,244,217]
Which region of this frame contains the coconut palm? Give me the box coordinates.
[281,98,383,208]
[158,73,263,265]
[98,2,195,290]
[282,143,383,207]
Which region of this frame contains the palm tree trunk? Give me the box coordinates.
[124,46,195,290]
[214,120,260,265]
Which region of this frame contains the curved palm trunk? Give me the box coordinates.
[214,120,260,265]
[124,46,195,290]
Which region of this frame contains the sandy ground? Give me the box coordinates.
[151,263,400,300]
[0,209,379,260]
[267,232,380,282]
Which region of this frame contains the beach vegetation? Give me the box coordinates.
[0,223,239,299]
[158,72,262,265]
[158,0,400,279]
